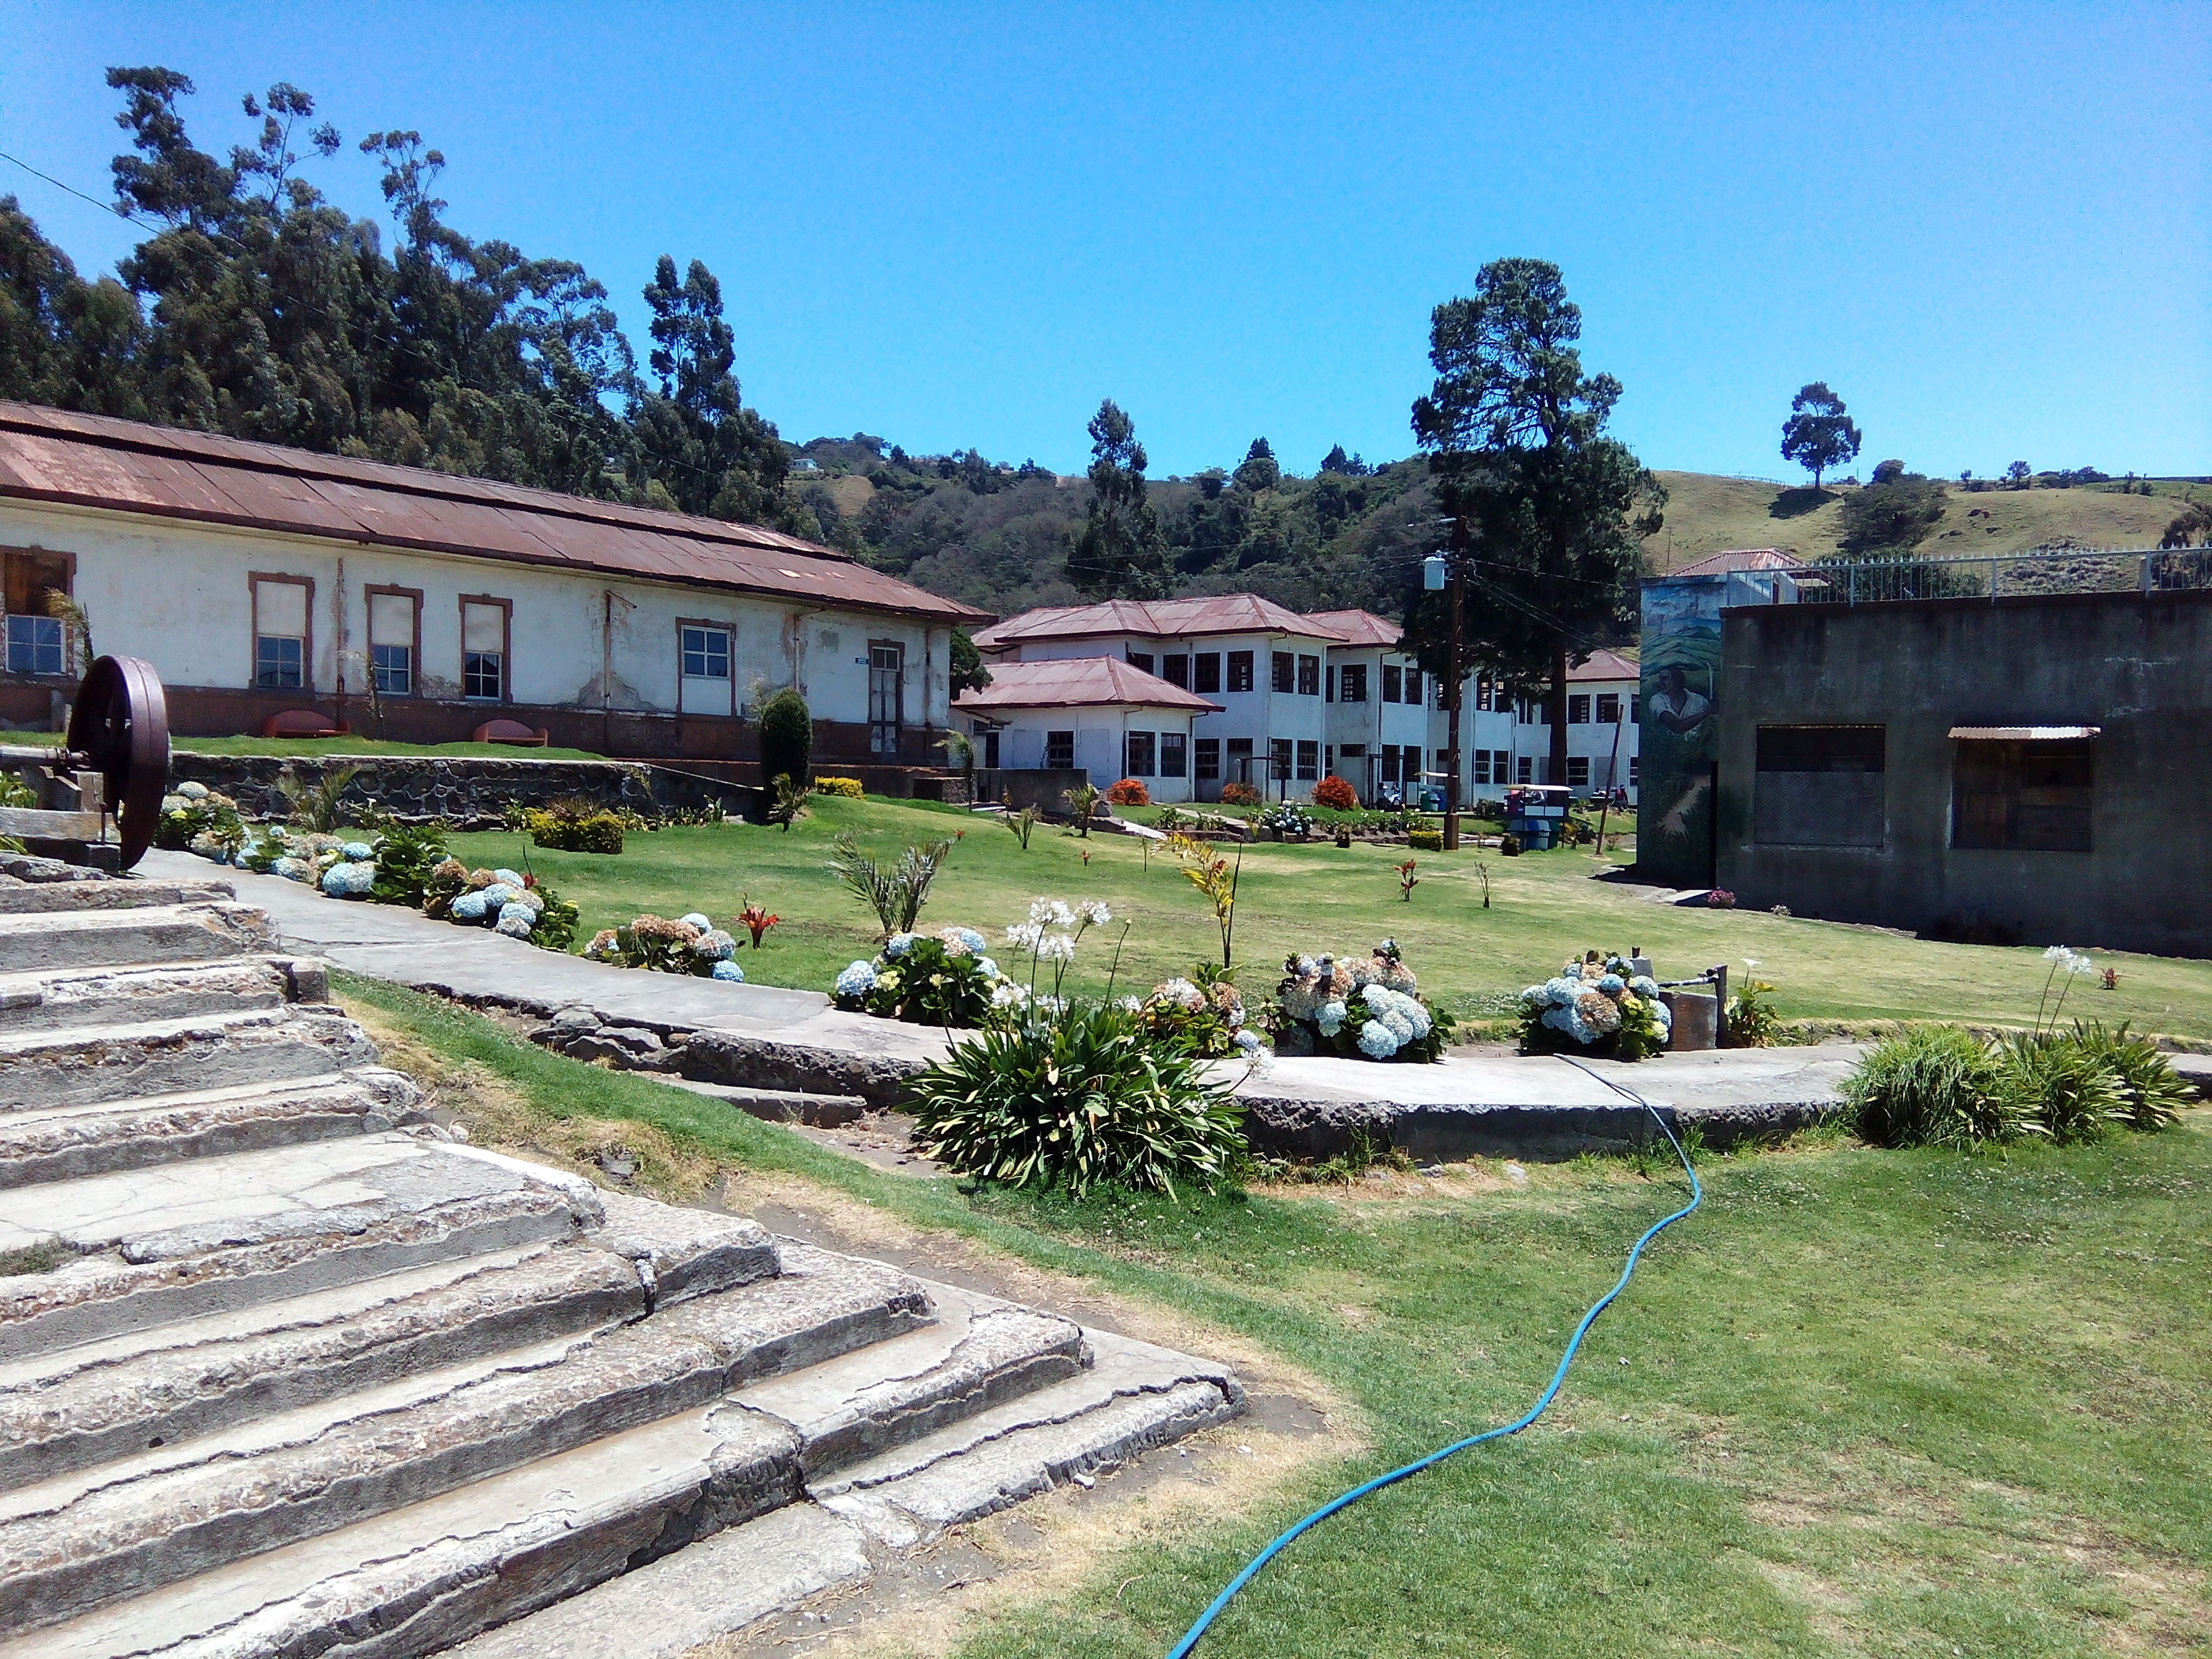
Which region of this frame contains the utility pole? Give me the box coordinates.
[1442,514,1467,851]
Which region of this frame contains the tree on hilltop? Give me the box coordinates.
[1780,382,1861,492]
[632,255,788,523]
[1233,437,1281,493]
[1066,399,1167,598]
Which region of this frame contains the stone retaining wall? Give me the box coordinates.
[169,754,754,827]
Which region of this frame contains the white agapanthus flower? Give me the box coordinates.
[1028,898,1076,929]
[1078,900,1111,926]
[1005,921,1044,951]
[1035,932,1077,963]
[990,980,1029,1008]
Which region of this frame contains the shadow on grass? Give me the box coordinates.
[1768,485,1835,519]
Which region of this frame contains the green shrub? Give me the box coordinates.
[827,833,951,936]
[529,884,579,953]
[1408,828,1443,851]
[1843,1027,2021,1147]
[2066,1020,2193,1132]
[369,820,449,906]
[1995,1031,2124,1145]
[758,688,813,791]
[526,801,625,854]
[904,1002,1246,1197]
[767,774,812,831]
[1727,977,1784,1047]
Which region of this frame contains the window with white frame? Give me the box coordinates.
[253,577,309,691]
[5,614,63,676]
[682,625,731,681]
[461,600,507,701]
[368,590,415,695]
[1474,750,1491,785]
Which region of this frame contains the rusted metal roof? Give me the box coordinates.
[1303,608,1402,648]
[0,402,988,625]
[954,657,1223,714]
[1947,725,2100,740]
[1663,548,1811,578]
[1567,648,1641,683]
[973,594,1347,649]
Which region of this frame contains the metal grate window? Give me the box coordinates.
[1755,725,1885,847]
[1045,730,1074,769]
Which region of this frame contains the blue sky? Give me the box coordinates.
[5,3,2206,479]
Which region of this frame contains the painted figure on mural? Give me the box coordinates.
[1647,663,1712,735]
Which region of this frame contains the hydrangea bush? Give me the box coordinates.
[831,925,1010,1026]
[159,782,247,856]
[579,911,744,979]
[1257,802,1314,840]
[1137,966,1266,1061]
[1269,939,1450,1062]
[423,858,579,953]
[1518,953,1672,1060]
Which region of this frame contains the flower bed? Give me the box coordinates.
[1257,803,1314,841]
[1268,939,1449,1061]
[1518,953,1672,1060]
[581,910,743,978]
[833,926,1012,1025]
[1137,968,1267,1061]
[423,858,579,951]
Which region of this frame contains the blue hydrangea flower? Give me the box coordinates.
[835,960,878,998]
[494,913,535,939]
[884,933,917,959]
[177,781,208,801]
[1631,975,1661,998]
[1317,999,1347,1037]
[497,901,536,930]
[711,960,746,982]
[341,841,375,862]
[493,869,526,888]
[1357,1020,1401,1058]
[450,890,492,922]
[680,912,713,933]
[321,862,375,898]
[693,929,736,961]
[480,883,521,908]
[957,928,987,953]
[1597,973,1625,994]
[1235,1029,1264,1054]
[976,957,999,979]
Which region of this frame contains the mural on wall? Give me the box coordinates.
[1636,576,1724,887]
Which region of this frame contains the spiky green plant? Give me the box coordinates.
[827,833,951,937]
[279,761,364,833]
[1842,1026,2021,1148]
[1995,1031,2126,1145]
[904,1002,1247,1197]
[2065,1021,2194,1133]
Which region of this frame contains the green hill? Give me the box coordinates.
[1643,472,2205,573]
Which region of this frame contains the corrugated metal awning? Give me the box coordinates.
[1948,725,2101,740]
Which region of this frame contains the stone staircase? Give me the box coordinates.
[0,862,1242,1658]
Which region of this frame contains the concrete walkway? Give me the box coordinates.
[144,850,1861,1156]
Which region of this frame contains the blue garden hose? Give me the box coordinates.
[1165,1059,1701,1658]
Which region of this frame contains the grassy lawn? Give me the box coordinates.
[435,794,2212,1039]
[339,971,2212,1658]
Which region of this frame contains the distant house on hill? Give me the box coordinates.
[0,402,985,784]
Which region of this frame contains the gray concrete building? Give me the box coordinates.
[1712,580,2212,958]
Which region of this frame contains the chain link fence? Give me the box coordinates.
[1793,546,2212,605]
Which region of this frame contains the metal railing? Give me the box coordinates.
[1786,545,2212,606]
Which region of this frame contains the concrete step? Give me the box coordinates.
[0,1206,779,1495]
[0,1248,930,1635]
[735,1277,1086,1478]
[0,1003,375,1112]
[0,901,275,973]
[0,1143,605,1363]
[0,1067,425,1190]
[816,1325,1246,1546]
[0,954,327,1036]
[0,875,236,916]
[439,1502,872,1659]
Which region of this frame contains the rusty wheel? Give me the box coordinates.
[66,656,170,870]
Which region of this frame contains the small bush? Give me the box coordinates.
[1312,775,1357,811]
[1064,782,1101,835]
[370,820,449,906]
[1995,1031,2123,1145]
[904,1003,1247,1197]
[1408,828,1443,851]
[767,774,812,831]
[526,803,625,854]
[1727,978,1784,1047]
[814,776,864,799]
[1219,781,1261,806]
[2067,1020,2193,1132]
[1843,1027,2020,1147]
[758,688,813,790]
[828,833,952,936]
[1104,778,1151,805]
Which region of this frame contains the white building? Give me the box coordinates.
[1445,647,1640,799]
[952,657,1221,803]
[1304,609,1439,803]
[0,403,985,780]
[971,596,1347,801]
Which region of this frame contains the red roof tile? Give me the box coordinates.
[1302,608,1403,647]
[953,657,1224,714]
[973,593,1347,649]
[0,402,987,625]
